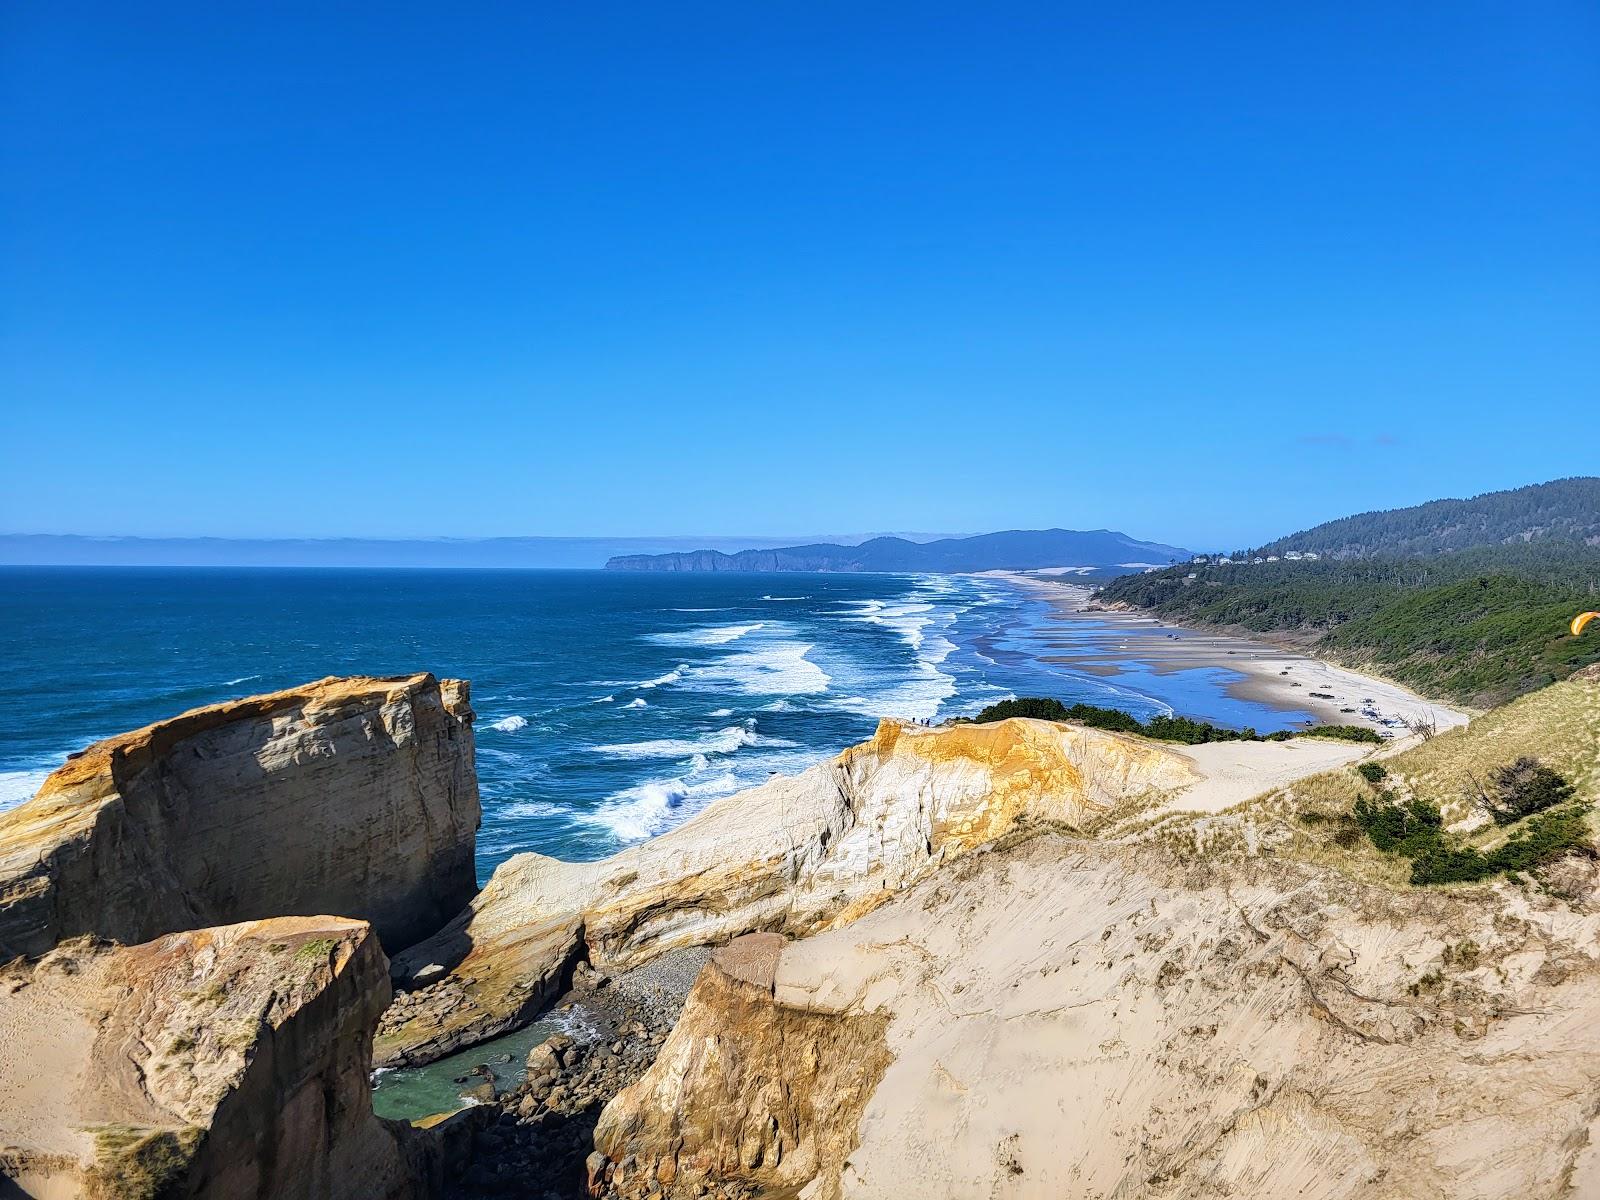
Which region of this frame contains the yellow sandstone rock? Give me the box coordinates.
[0,674,479,957]
[378,717,1197,1065]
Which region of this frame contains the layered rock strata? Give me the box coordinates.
[379,718,1197,1065]
[593,933,892,1197]
[0,673,479,957]
[0,917,431,1199]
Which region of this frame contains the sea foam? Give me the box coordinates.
[685,642,830,696]
[0,767,53,813]
[648,622,765,647]
[489,715,529,733]
[593,721,785,761]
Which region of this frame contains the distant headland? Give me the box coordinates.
[603,528,1191,575]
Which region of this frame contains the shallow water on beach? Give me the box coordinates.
[0,567,1316,878]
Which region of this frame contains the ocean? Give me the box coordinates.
[0,567,1314,882]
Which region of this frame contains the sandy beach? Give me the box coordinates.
[985,571,1471,738]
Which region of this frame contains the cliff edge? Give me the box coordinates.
[587,671,1600,1199]
[0,673,480,958]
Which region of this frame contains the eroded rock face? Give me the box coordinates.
[592,836,1600,1200]
[0,673,479,957]
[0,917,430,1199]
[377,718,1194,1065]
[583,674,1600,1200]
[592,933,892,1198]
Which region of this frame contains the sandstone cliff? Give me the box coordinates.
[0,673,479,958]
[378,717,1244,1066]
[589,673,1600,1199]
[0,917,431,1199]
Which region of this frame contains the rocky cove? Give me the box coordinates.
[2,668,1600,1198]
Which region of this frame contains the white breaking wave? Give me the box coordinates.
[760,595,807,601]
[707,707,734,717]
[578,770,741,842]
[221,674,262,687]
[489,715,528,733]
[648,622,765,647]
[0,767,53,813]
[636,665,688,690]
[623,697,648,709]
[581,739,828,844]
[685,642,830,696]
[840,598,934,650]
[594,722,786,761]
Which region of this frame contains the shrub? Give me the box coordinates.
[1353,794,1444,858]
[1485,757,1575,825]
[1356,762,1388,784]
[1144,714,1255,744]
[1408,844,1493,885]
[1299,724,1383,744]
[1353,784,1593,886]
[972,698,1379,748]
[972,697,1071,724]
[1488,804,1593,873]
[1062,703,1144,734]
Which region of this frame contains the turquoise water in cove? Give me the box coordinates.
[0,567,1314,882]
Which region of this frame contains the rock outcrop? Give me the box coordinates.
[592,933,891,1197]
[586,673,1600,1200]
[378,717,1198,1065]
[0,917,432,1199]
[0,673,479,958]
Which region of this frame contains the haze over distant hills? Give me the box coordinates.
[605,529,1192,575]
[0,532,959,570]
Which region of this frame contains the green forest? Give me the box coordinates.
[1257,477,1600,559]
[1098,542,1600,707]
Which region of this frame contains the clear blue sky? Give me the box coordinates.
[2,3,1595,549]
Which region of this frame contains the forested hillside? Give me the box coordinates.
[1100,538,1600,708]
[1259,477,1599,560]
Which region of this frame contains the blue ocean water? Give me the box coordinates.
[0,567,1312,882]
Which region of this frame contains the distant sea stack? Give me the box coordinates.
[604,528,1191,574]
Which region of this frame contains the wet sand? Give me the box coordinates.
[985,572,1471,737]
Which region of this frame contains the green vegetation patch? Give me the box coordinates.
[970,698,1380,746]
[1097,541,1600,707]
[1351,759,1591,886]
[293,937,341,964]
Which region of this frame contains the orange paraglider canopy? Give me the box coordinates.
[1574,611,1600,637]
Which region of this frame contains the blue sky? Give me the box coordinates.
[2,2,1595,549]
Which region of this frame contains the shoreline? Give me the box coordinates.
[981,570,1471,737]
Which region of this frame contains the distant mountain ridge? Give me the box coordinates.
[1258,477,1600,560]
[604,529,1191,575]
